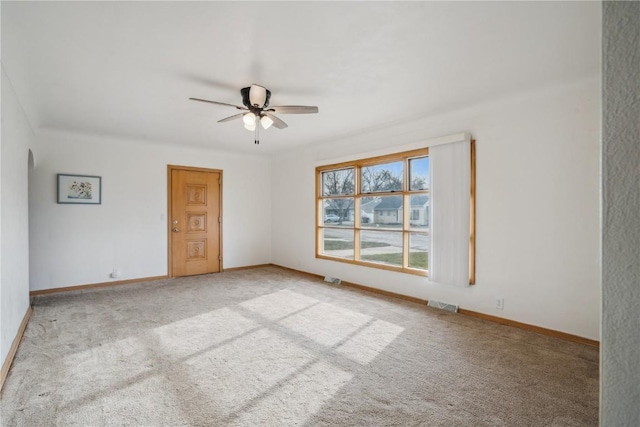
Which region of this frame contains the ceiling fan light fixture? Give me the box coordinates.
[260,115,274,130]
[249,85,267,108]
[243,112,256,126]
[244,121,256,131]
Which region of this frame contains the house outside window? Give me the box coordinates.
[316,149,430,275]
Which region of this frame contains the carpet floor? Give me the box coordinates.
[1,266,598,426]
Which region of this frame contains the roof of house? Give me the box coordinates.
[373,195,429,211]
[374,196,402,210]
[361,199,381,213]
[411,195,429,207]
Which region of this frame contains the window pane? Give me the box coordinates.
[409,233,429,270]
[323,198,354,227]
[359,196,377,225]
[322,228,354,259]
[322,168,354,196]
[361,161,403,193]
[408,194,429,230]
[409,157,429,191]
[366,195,403,228]
[360,230,402,267]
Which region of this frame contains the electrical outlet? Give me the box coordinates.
[496,297,504,310]
[110,268,121,278]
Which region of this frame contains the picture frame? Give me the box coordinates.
[57,174,102,204]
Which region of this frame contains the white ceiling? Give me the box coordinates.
[1,1,600,156]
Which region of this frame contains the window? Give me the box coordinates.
[316,148,430,276]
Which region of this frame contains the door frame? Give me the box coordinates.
[167,165,223,277]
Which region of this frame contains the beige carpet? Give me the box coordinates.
[1,266,598,426]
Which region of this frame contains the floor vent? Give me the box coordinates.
[427,300,459,313]
[324,276,341,285]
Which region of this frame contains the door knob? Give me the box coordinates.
[172,227,180,232]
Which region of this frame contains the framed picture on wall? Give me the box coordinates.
[57,174,102,204]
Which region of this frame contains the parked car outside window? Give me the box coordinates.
[324,214,340,223]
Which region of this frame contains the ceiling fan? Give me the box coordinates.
[190,84,319,144]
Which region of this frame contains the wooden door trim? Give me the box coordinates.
[167,165,223,277]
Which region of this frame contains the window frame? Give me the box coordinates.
[316,148,430,277]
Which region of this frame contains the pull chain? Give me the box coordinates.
[255,117,260,144]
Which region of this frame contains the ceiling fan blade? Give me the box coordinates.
[264,112,288,129]
[267,105,319,114]
[218,113,245,123]
[189,97,246,110]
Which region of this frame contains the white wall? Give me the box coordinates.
[601,2,640,424]
[272,78,600,340]
[1,67,33,365]
[29,129,272,291]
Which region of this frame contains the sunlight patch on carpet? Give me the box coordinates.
[335,319,404,365]
[57,375,185,426]
[62,335,154,402]
[57,290,405,424]
[231,360,353,426]
[182,328,315,415]
[278,302,372,347]
[239,289,320,320]
[152,307,258,358]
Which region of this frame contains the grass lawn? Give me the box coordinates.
[361,252,428,269]
[323,240,389,250]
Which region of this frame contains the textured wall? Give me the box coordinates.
[601,2,640,425]
[0,68,33,366]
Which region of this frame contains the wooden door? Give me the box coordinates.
[169,166,221,276]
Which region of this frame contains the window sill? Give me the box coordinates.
[316,254,429,277]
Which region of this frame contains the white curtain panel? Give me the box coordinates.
[429,139,471,286]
